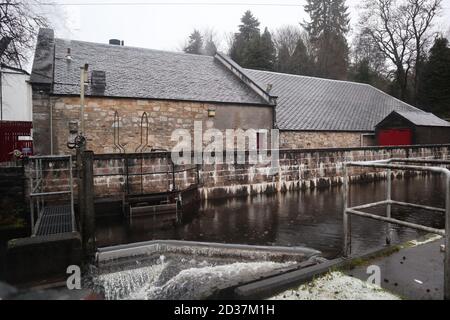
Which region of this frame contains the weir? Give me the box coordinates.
[92,240,323,300]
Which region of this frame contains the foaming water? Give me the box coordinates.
[96,175,445,259]
[91,255,294,300]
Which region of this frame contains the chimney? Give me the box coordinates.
[91,70,106,95]
[109,39,124,46]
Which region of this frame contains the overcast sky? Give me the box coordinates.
[44,0,450,53]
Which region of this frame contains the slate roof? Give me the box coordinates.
[244,69,426,132]
[36,33,449,132]
[51,39,267,105]
[386,111,450,127]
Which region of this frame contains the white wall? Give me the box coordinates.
[1,67,32,122]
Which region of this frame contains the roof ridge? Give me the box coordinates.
[246,68,424,114]
[244,68,371,87]
[368,85,423,112]
[55,38,214,60]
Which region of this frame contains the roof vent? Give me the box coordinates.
[65,48,72,62]
[109,39,123,46]
[91,70,106,95]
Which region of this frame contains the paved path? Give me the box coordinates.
[345,238,444,300]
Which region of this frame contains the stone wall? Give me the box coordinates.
[280,131,376,149]
[24,145,450,201]
[32,94,274,155]
[0,166,27,228]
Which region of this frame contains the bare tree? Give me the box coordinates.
[352,30,388,75]
[359,0,441,102]
[273,25,302,56]
[0,0,48,68]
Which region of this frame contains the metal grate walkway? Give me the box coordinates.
[35,205,74,236]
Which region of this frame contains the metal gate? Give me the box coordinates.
[0,121,33,162]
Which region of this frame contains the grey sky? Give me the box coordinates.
[47,0,450,52]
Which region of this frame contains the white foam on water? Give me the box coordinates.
[269,272,400,300]
[94,262,167,300]
[94,260,294,300]
[147,261,294,300]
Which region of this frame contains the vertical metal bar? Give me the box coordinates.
[444,173,450,300]
[172,162,176,192]
[343,164,352,257]
[82,151,96,257]
[80,66,87,136]
[30,159,35,235]
[386,169,392,245]
[69,156,75,232]
[125,154,130,196]
[30,199,35,236]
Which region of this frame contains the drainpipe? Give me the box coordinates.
[49,95,53,155]
[80,64,88,137]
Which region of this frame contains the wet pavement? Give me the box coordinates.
[346,237,445,300]
[96,175,446,259]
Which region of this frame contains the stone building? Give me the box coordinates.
[244,69,443,149]
[30,29,448,155]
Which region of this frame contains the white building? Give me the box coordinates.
[1,64,32,122]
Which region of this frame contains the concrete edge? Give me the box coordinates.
[96,240,322,264]
[231,244,411,300]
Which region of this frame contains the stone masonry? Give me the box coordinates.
[24,145,450,201]
[280,131,376,149]
[33,95,274,155]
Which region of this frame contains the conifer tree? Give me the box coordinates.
[303,0,350,79]
[184,30,203,55]
[419,37,450,117]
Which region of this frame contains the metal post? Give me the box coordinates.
[81,150,96,258]
[76,147,84,239]
[343,164,352,257]
[172,162,176,192]
[69,156,75,232]
[80,64,88,136]
[29,159,35,235]
[386,169,392,245]
[445,174,450,300]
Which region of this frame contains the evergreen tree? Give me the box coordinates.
[349,58,371,84]
[238,10,261,41]
[419,37,450,117]
[257,28,276,70]
[230,11,275,71]
[204,38,217,56]
[303,0,350,80]
[276,44,292,73]
[184,30,203,55]
[230,11,261,66]
[290,38,313,76]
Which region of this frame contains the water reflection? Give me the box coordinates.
[96,175,445,259]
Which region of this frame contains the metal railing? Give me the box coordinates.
[343,158,450,299]
[29,155,75,236]
[92,154,200,197]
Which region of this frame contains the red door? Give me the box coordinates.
[378,128,413,146]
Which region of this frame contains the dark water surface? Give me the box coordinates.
[96,176,446,259]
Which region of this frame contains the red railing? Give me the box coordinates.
[0,121,33,162]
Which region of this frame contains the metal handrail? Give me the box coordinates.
[343,158,450,299]
[29,155,76,235]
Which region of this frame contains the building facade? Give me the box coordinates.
[30,29,275,155]
[1,64,32,122]
[30,29,450,155]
